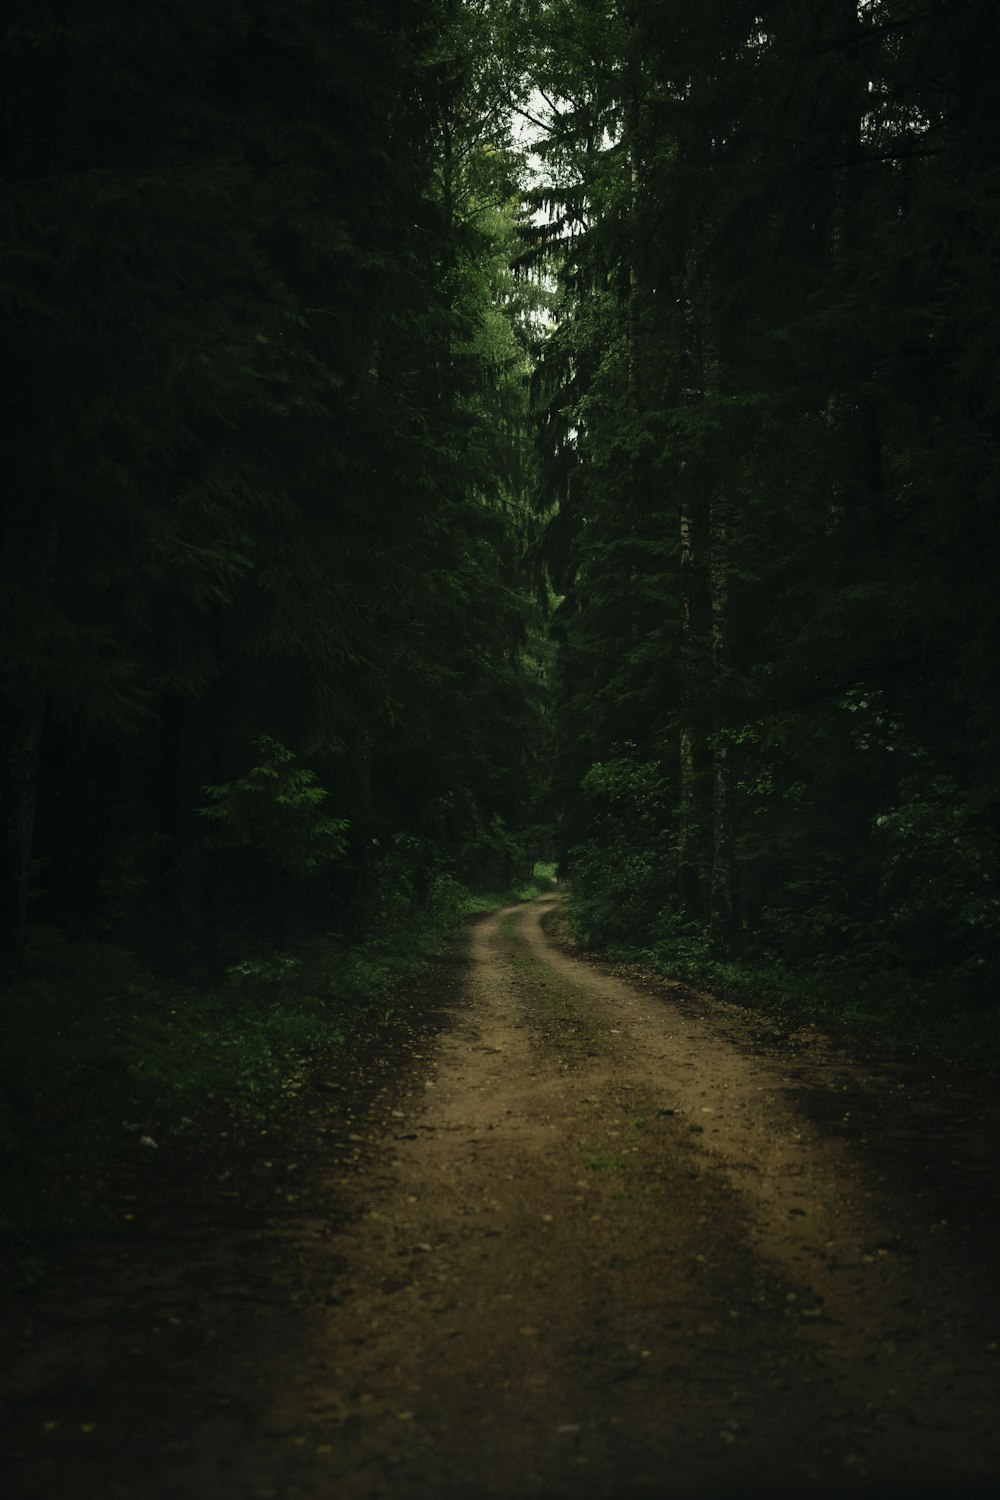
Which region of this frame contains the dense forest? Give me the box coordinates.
[2,0,999,1199]
[2,0,547,984]
[529,0,1000,1019]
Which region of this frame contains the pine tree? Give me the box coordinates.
[1,0,547,972]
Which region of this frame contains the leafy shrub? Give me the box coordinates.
[567,754,674,948]
[637,911,713,978]
[874,775,1000,997]
[200,736,349,875]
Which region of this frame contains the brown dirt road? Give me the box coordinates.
[4,893,1000,1499]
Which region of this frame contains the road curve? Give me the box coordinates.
[5,894,999,1500]
[252,894,1000,1498]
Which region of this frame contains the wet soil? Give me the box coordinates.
[3,893,1000,1499]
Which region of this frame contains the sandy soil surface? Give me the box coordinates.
[3,893,1000,1499]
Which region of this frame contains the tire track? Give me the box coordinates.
[235,896,1000,1498]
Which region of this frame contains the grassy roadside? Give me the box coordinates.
[547,898,1000,1068]
[0,868,555,1275]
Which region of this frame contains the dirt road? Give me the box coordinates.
[5,894,1000,1498]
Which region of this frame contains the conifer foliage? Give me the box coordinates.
[525,0,1000,1004]
[3,0,998,1023]
[1,0,543,976]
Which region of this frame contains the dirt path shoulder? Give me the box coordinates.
[4,895,1000,1499]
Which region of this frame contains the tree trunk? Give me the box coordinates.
[0,674,45,981]
[0,510,57,980]
[677,498,700,916]
[709,485,735,953]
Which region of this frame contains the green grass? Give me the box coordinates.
[462,862,557,914]
[561,899,1000,1066]
[584,1150,627,1173]
[656,948,1000,1063]
[0,872,549,1268]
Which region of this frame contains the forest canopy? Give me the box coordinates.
[1,0,547,982]
[2,0,998,1026]
[521,0,1000,1014]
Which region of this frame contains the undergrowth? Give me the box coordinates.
[0,869,554,1271]
[557,900,1000,1066]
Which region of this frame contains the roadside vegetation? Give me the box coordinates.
[531,3,1000,1058]
[1,865,555,1273]
[553,887,1000,1067]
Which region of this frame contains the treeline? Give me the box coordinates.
[4,0,998,1027]
[524,0,1000,1009]
[1,0,546,982]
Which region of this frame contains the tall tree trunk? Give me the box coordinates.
[0,674,45,981]
[676,266,705,920]
[0,508,57,980]
[677,498,700,916]
[709,485,735,952]
[624,0,645,649]
[822,0,871,530]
